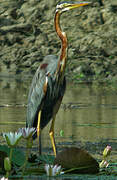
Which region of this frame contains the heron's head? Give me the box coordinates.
[56,1,91,13]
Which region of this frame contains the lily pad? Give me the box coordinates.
[54,147,99,174]
[0,145,25,166]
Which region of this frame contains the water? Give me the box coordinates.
[0,76,117,158]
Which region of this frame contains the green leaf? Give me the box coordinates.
[0,145,10,155]
[60,130,64,137]
[37,154,55,164]
[0,145,25,166]
[12,148,25,166]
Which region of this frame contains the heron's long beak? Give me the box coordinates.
[68,1,91,10]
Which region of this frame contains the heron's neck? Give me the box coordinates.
[55,11,68,75]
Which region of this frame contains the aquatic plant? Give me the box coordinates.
[0,177,8,180]
[18,127,36,175]
[3,132,22,148]
[60,130,64,137]
[99,145,112,168]
[4,157,11,178]
[1,129,114,178]
[44,164,64,176]
[18,127,36,140]
[103,145,112,158]
[2,131,22,177]
[2,129,36,177]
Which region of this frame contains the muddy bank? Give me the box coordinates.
[0,0,117,82]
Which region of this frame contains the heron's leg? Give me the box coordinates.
[49,115,57,157]
[37,111,42,155]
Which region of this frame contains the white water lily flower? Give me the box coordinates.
[45,164,64,176]
[0,177,8,180]
[18,127,36,139]
[3,132,22,147]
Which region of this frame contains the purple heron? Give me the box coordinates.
[26,1,91,156]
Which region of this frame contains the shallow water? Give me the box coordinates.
[0,76,117,160]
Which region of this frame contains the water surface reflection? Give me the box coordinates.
[0,76,117,157]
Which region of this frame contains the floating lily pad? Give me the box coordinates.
[54,147,99,174]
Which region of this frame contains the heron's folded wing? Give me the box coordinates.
[26,66,47,127]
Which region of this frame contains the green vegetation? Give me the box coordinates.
[0,128,116,179]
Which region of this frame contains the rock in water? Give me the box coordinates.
[54,147,99,174]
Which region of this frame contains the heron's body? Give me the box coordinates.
[26,55,66,134]
[26,1,91,156]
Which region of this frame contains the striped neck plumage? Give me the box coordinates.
[54,11,68,75]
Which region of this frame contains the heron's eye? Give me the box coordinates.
[56,7,61,12]
[56,3,68,11]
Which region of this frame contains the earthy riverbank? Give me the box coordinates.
[0,0,117,82]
